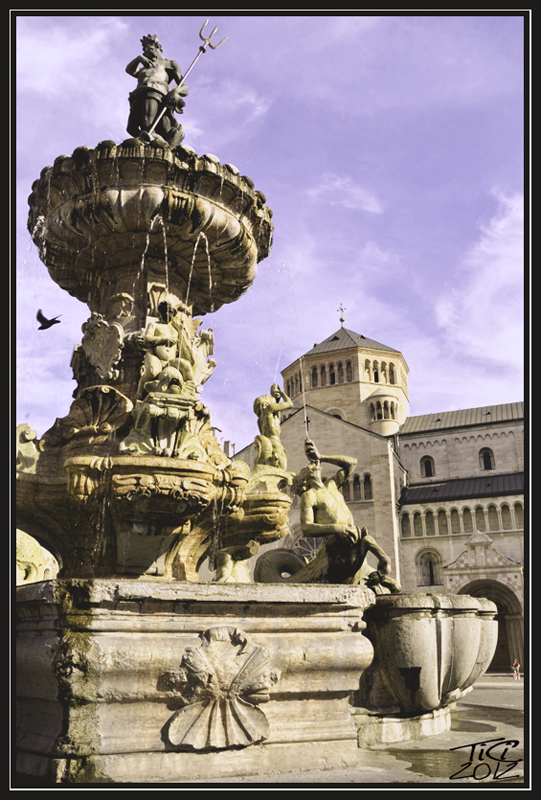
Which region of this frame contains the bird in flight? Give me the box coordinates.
[37,309,61,330]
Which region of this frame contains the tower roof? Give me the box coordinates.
[306,327,403,357]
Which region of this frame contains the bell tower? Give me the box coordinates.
[281,322,409,436]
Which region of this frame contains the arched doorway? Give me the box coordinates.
[459,580,523,672]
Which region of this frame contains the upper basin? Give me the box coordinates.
[27,139,274,317]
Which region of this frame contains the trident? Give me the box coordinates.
[148,19,227,136]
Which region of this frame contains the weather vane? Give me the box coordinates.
[338,304,346,326]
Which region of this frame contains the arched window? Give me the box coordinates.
[352,475,361,500]
[337,362,344,383]
[320,366,327,386]
[488,504,499,531]
[373,361,379,382]
[463,507,474,533]
[418,550,443,586]
[341,480,350,502]
[475,506,486,532]
[401,513,411,537]
[437,510,448,535]
[501,503,512,530]
[450,508,461,534]
[420,456,435,478]
[514,502,524,529]
[389,364,396,385]
[414,512,423,537]
[311,366,318,388]
[329,363,336,385]
[479,448,495,471]
[425,510,435,536]
[363,474,372,500]
[346,361,353,382]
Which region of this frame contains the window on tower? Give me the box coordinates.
[329,363,335,385]
[479,448,495,471]
[420,455,435,478]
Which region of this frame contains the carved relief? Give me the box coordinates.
[162,627,280,751]
[40,386,133,451]
[112,472,213,516]
[81,313,125,380]
[65,455,112,501]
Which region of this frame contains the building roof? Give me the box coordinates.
[398,402,524,435]
[281,404,390,440]
[400,472,524,505]
[305,327,403,357]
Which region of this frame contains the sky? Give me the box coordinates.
[14,12,527,453]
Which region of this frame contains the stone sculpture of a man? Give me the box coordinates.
[253,385,293,470]
[126,34,188,146]
[290,439,401,589]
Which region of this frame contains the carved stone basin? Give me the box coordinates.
[356,593,498,715]
[27,140,273,320]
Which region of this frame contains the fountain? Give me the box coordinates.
[16,25,497,785]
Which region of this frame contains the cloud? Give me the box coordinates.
[435,189,524,367]
[224,82,272,121]
[307,173,383,213]
[16,17,128,97]
[186,77,272,150]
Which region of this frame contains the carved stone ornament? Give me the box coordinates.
[16,424,40,473]
[64,386,133,443]
[163,627,281,751]
[81,313,124,380]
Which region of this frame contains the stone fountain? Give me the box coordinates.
[16,29,497,785]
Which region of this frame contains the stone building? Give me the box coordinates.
[236,324,525,671]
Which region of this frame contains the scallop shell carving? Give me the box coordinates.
[164,626,280,751]
[63,385,133,440]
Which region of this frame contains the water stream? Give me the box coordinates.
[185,231,210,310]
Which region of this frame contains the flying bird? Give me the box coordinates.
[37,309,61,330]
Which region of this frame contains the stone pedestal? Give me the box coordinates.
[16,580,375,784]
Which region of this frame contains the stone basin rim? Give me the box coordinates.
[28,139,272,215]
[16,578,377,608]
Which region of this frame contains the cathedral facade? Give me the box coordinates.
[237,325,525,671]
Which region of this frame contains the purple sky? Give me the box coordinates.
[15,12,526,452]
